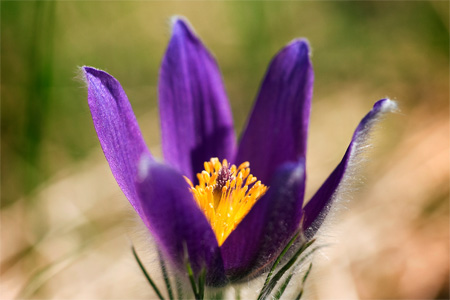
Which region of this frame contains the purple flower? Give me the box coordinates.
[83,18,396,286]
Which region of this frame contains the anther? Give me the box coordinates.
[215,165,235,191]
[186,158,268,246]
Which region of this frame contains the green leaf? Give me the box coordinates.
[294,263,313,300]
[131,245,165,300]
[158,250,174,300]
[273,271,294,300]
[175,276,183,299]
[185,257,198,299]
[257,239,316,300]
[182,242,203,300]
[235,286,241,300]
[210,288,224,300]
[182,242,207,300]
[197,267,206,300]
[262,231,302,289]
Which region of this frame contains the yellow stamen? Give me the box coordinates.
[185,158,268,246]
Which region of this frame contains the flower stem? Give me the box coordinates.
[131,245,165,300]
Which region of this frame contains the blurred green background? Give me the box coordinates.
[1,1,449,299]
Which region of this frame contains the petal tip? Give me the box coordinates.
[82,66,112,83]
[170,16,196,39]
[290,38,311,49]
[82,65,94,72]
[82,66,100,77]
[273,38,312,71]
[287,38,312,57]
[81,66,94,81]
[374,98,398,113]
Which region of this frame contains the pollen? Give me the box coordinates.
[184,158,268,246]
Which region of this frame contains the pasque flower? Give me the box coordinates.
[83,18,396,287]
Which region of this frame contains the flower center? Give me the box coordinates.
[184,158,268,246]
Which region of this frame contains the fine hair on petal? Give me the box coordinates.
[308,99,398,243]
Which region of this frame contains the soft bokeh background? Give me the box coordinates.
[2,1,449,299]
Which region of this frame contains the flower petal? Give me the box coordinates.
[220,160,306,280]
[303,99,398,239]
[159,18,236,181]
[136,156,227,286]
[235,39,313,184]
[83,66,152,224]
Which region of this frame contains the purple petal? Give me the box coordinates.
[136,156,227,286]
[235,39,313,184]
[220,160,306,280]
[303,99,398,239]
[159,18,236,181]
[83,66,152,224]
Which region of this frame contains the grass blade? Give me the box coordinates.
[262,231,301,288]
[257,239,315,300]
[235,286,241,300]
[185,258,199,299]
[182,242,199,299]
[294,263,313,300]
[131,246,165,300]
[273,272,294,300]
[197,267,206,300]
[158,250,174,300]
[210,289,224,300]
[175,276,183,299]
